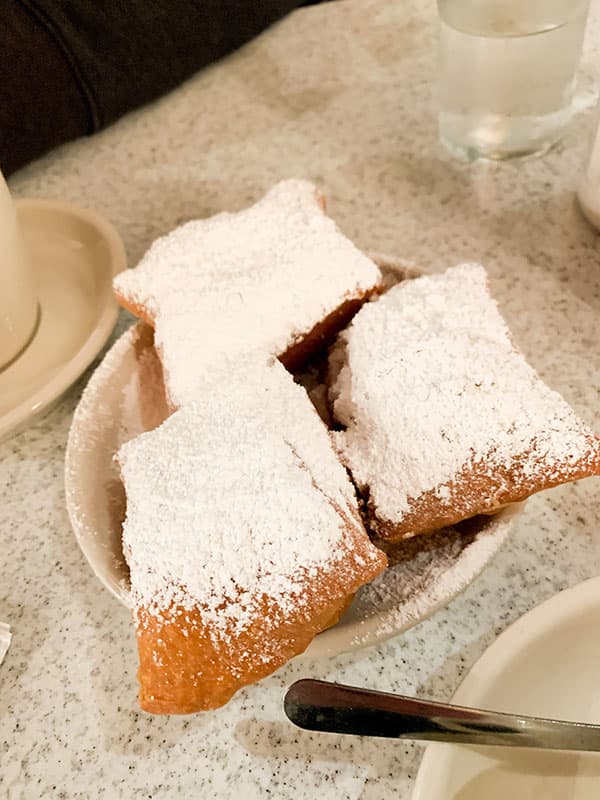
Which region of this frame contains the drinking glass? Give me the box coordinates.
[438,0,590,160]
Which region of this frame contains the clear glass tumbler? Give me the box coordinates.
[438,0,590,160]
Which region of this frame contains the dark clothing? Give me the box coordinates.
[2,1,307,175]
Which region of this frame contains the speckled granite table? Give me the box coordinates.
[2,1,600,798]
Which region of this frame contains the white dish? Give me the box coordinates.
[413,576,600,800]
[0,199,126,441]
[65,314,520,658]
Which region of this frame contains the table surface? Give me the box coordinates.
[3,1,600,797]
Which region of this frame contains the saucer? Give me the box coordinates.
[413,576,600,799]
[0,199,126,441]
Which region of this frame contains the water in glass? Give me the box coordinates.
[438,0,590,160]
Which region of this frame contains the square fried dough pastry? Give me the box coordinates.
[330,263,600,543]
[113,179,382,408]
[117,359,386,714]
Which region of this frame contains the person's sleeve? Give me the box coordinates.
[1,0,306,176]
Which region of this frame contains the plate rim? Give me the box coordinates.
[412,574,600,799]
[0,198,126,441]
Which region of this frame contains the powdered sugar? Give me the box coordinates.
[65,273,521,659]
[332,263,600,526]
[113,179,381,407]
[346,511,515,648]
[118,358,382,630]
[64,323,170,605]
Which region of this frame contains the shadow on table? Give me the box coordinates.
[232,631,499,782]
[361,138,600,316]
[233,713,421,785]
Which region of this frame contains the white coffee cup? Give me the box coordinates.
[0,171,39,369]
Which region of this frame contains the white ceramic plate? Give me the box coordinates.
[0,199,126,441]
[413,576,600,800]
[65,316,520,658]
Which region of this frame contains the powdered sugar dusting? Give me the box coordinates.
[332,263,600,525]
[113,179,381,407]
[66,273,522,660]
[346,512,515,648]
[118,358,382,631]
[65,324,170,604]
